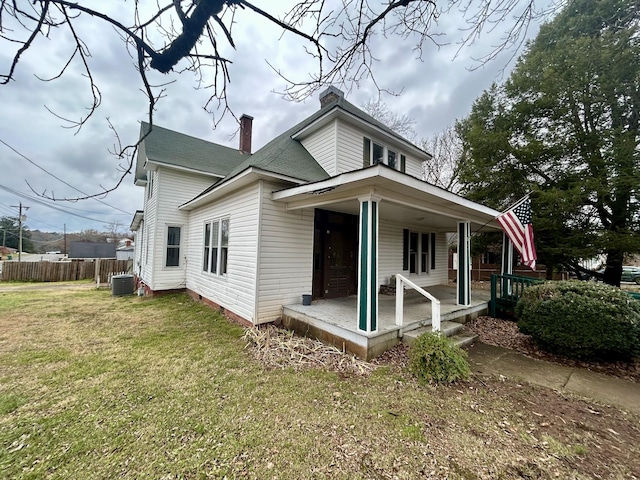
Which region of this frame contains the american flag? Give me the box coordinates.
[497,198,537,270]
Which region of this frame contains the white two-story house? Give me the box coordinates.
[130,87,503,358]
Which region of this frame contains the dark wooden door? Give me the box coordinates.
[312,209,358,299]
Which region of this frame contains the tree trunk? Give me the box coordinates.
[603,249,623,287]
[545,265,554,280]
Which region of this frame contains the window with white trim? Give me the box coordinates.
[203,218,229,276]
[165,225,181,267]
[363,137,406,172]
[403,229,436,274]
[147,171,154,200]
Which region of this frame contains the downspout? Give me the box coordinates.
[253,180,264,324]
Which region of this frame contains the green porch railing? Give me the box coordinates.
[490,274,544,317]
[627,291,640,301]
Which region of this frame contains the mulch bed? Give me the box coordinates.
[464,316,640,383]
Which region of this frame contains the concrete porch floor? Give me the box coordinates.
[282,284,491,359]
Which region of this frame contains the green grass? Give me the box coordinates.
[0,289,638,479]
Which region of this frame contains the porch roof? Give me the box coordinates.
[272,163,502,232]
[130,210,144,231]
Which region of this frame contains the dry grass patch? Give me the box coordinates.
[0,288,638,479]
[243,325,375,376]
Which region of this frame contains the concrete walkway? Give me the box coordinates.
[467,342,640,415]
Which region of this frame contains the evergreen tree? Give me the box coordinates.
[457,0,640,286]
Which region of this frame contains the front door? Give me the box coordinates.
[312,209,358,299]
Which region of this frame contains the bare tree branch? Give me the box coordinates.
[0,0,558,201]
[421,125,464,192]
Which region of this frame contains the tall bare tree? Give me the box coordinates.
[361,99,417,141]
[421,125,463,192]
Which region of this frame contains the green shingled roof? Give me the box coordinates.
[139,122,247,177]
[139,89,429,205]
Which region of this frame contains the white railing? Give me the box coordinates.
[395,274,441,335]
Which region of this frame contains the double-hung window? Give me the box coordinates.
[363,137,406,172]
[203,218,229,276]
[165,226,181,267]
[403,229,436,274]
[147,172,154,200]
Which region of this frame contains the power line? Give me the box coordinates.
[0,138,132,215]
[0,184,111,224]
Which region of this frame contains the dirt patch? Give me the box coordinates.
[371,342,640,479]
[464,316,640,383]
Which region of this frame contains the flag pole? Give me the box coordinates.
[501,193,530,214]
[470,192,530,236]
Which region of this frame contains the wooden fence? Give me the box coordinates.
[0,259,132,282]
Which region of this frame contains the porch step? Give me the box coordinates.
[401,321,478,349]
[449,332,478,349]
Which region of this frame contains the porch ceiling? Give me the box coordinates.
[272,165,502,232]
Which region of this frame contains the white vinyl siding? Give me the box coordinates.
[139,170,158,285]
[149,169,215,290]
[378,220,448,288]
[256,180,314,323]
[186,183,260,323]
[338,120,425,179]
[403,154,423,179]
[134,220,144,278]
[335,120,365,174]
[300,121,336,176]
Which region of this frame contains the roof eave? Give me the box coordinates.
[130,210,144,231]
[272,164,501,228]
[145,159,226,178]
[179,167,308,211]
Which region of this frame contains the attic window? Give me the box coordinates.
[363,137,405,172]
[372,142,384,164]
[388,150,397,169]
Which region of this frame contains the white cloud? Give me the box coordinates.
[0,2,547,233]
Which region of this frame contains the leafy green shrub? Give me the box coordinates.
[516,281,640,361]
[408,332,470,384]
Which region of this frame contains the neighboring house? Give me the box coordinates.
[116,238,135,260]
[0,246,17,258]
[130,87,504,358]
[69,241,117,259]
[116,245,135,261]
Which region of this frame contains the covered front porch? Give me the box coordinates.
[273,165,503,359]
[282,284,491,359]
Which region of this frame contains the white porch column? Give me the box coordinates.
[501,232,514,275]
[457,221,471,306]
[357,195,380,333]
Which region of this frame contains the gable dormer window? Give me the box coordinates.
[372,142,384,164]
[363,137,406,173]
[387,150,397,169]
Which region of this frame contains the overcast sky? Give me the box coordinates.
[0,1,551,235]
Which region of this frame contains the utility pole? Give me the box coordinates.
[10,202,29,262]
[64,224,67,255]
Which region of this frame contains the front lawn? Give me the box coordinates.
[0,289,638,479]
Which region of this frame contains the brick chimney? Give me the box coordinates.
[319,86,344,108]
[239,114,253,154]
